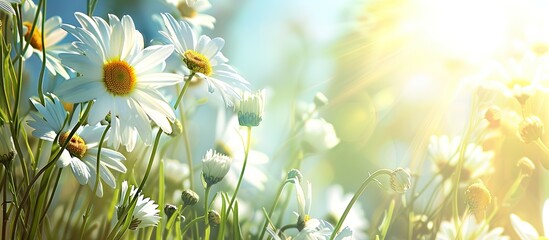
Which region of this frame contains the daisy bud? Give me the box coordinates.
[517,157,535,176]
[0,124,15,167]
[201,149,232,187]
[235,90,265,127]
[390,168,411,193]
[104,112,112,124]
[465,181,491,221]
[208,210,221,226]
[164,204,177,219]
[484,106,501,127]
[287,169,303,183]
[181,189,199,206]
[518,116,544,144]
[168,119,183,136]
[313,92,329,108]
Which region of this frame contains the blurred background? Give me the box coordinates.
[25,0,549,237]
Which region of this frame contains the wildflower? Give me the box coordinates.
[164,0,215,30]
[27,94,127,197]
[164,159,189,184]
[465,181,491,221]
[201,149,232,187]
[180,189,199,206]
[158,13,249,107]
[510,199,549,239]
[116,181,160,230]
[56,12,181,152]
[0,124,15,167]
[517,157,535,176]
[518,116,544,144]
[302,118,340,152]
[20,0,69,78]
[490,55,544,105]
[390,168,411,193]
[436,215,508,239]
[428,135,494,183]
[208,210,220,226]
[0,0,20,15]
[235,89,265,127]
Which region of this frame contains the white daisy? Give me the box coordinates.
[0,0,20,15]
[20,0,70,79]
[116,181,160,230]
[27,94,127,197]
[158,13,249,107]
[268,179,353,240]
[215,114,268,191]
[428,135,494,183]
[55,12,182,152]
[436,215,508,240]
[487,55,546,104]
[164,0,216,30]
[510,199,549,239]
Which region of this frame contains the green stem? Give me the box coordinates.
[175,77,194,190]
[61,185,83,238]
[87,0,99,16]
[156,158,166,240]
[11,101,93,239]
[180,215,205,237]
[38,168,63,225]
[107,129,164,239]
[2,168,7,240]
[329,169,393,240]
[204,185,211,240]
[79,124,110,240]
[225,127,252,217]
[450,94,478,233]
[257,180,289,240]
[36,0,47,102]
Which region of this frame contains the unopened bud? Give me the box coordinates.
[208,210,220,226]
[181,189,199,206]
[390,168,411,193]
[164,204,177,219]
[517,157,535,176]
[168,119,183,136]
[518,116,544,144]
[465,181,491,221]
[287,169,303,183]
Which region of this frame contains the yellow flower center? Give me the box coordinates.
[214,141,233,158]
[23,22,44,50]
[58,132,87,158]
[183,50,212,76]
[465,182,491,211]
[103,60,137,96]
[177,2,198,18]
